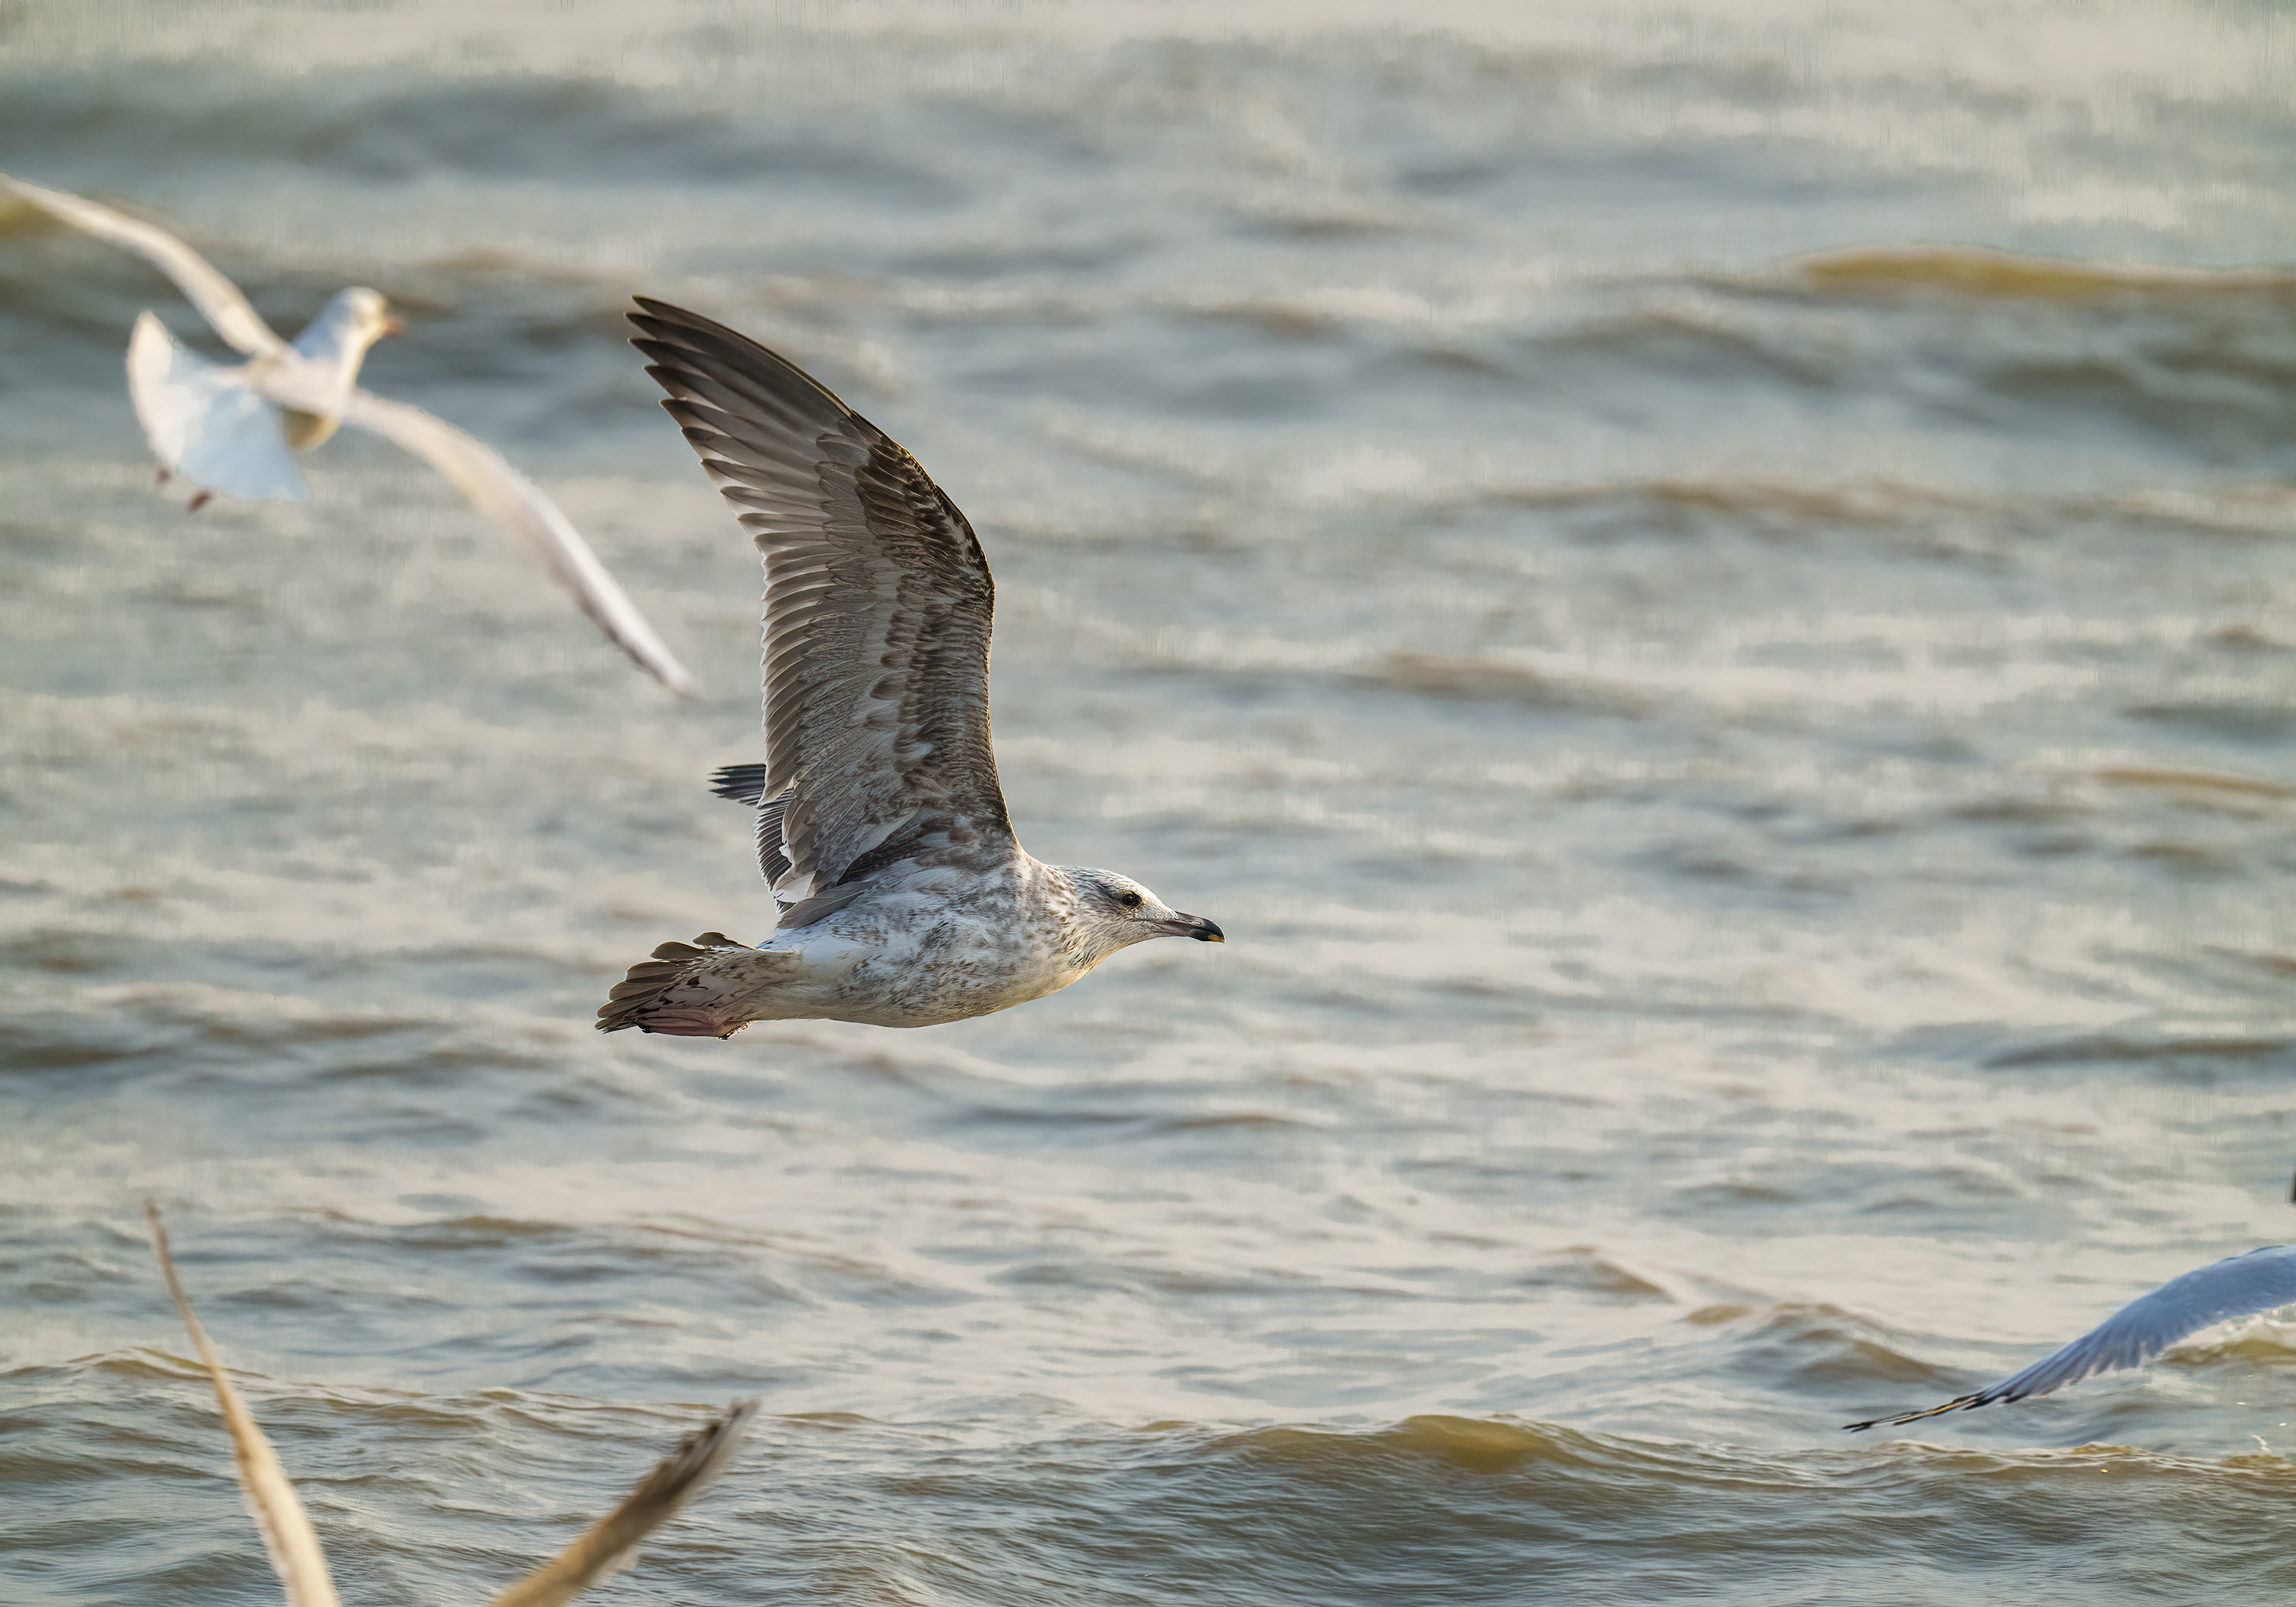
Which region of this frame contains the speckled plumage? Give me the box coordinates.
[598,299,1221,1040]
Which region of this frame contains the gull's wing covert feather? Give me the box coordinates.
[1846,1244,2296,1429]
[145,1202,344,1607]
[336,390,700,696]
[2,172,288,357]
[483,1400,758,1607]
[628,298,1012,916]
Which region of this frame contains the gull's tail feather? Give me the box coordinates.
[595,933,785,1038]
[483,1400,758,1607]
[126,312,308,503]
[145,1202,344,1607]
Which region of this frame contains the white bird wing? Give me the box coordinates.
[145,1203,344,1607]
[482,1400,757,1607]
[628,297,1013,921]
[1846,1244,2296,1429]
[334,390,700,696]
[2,171,287,357]
[128,311,310,501]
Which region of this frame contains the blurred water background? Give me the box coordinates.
[6,2,2296,1601]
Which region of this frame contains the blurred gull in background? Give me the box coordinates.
[0,172,698,694]
[144,1202,755,1607]
[1846,1245,2296,1431]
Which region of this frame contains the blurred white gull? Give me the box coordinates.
[595,298,1222,1038]
[1846,1244,2296,1430]
[143,1202,755,1607]
[0,172,696,695]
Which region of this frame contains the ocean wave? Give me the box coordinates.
[1780,244,2296,303]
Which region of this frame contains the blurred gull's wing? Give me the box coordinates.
[628,298,1011,917]
[129,311,309,500]
[483,1400,758,1607]
[336,390,700,696]
[145,1202,343,1607]
[1846,1244,2296,1430]
[2,172,288,357]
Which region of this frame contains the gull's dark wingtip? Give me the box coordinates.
[628,295,712,351]
[627,297,865,432]
[1841,1394,1983,1432]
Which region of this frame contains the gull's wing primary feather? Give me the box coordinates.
[628,298,1012,912]
[335,390,700,696]
[483,1399,758,1607]
[2,172,287,357]
[145,1203,343,1607]
[129,312,310,501]
[1845,1244,2296,1430]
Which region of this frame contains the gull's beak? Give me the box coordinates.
[1162,913,1225,943]
[380,316,406,337]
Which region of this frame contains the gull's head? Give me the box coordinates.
[1061,869,1224,966]
[338,286,404,344]
[295,287,403,369]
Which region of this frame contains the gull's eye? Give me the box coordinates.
[1117,890,1143,909]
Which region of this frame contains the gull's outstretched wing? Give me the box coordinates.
[483,1400,758,1607]
[128,312,309,501]
[2,172,288,358]
[1846,1244,2296,1430]
[628,298,1012,918]
[145,1203,343,1607]
[336,391,700,696]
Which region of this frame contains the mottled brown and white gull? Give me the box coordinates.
[143,1201,753,1607]
[598,298,1222,1039]
[0,172,696,694]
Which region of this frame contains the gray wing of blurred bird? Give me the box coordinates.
[337,391,699,696]
[483,1399,757,1607]
[4,172,289,357]
[0,171,699,695]
[145,1201,344,1607]
[1845,1244,2296,1430]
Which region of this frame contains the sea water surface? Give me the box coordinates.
[5,2,2296,1602]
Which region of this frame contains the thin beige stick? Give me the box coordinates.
[146,1200,344,1607]
[484,1400,757,1607]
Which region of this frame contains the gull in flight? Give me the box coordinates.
[1845,1244,2296,1431]
[143,1201,754,1606]
[597,298,1222,1038]
[0,173,696,694]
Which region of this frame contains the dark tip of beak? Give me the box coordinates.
[1192,916,1224,944]
[381,316,406,336]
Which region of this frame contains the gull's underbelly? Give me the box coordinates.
[769,912,1083,1029]
[280,408,340,451]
